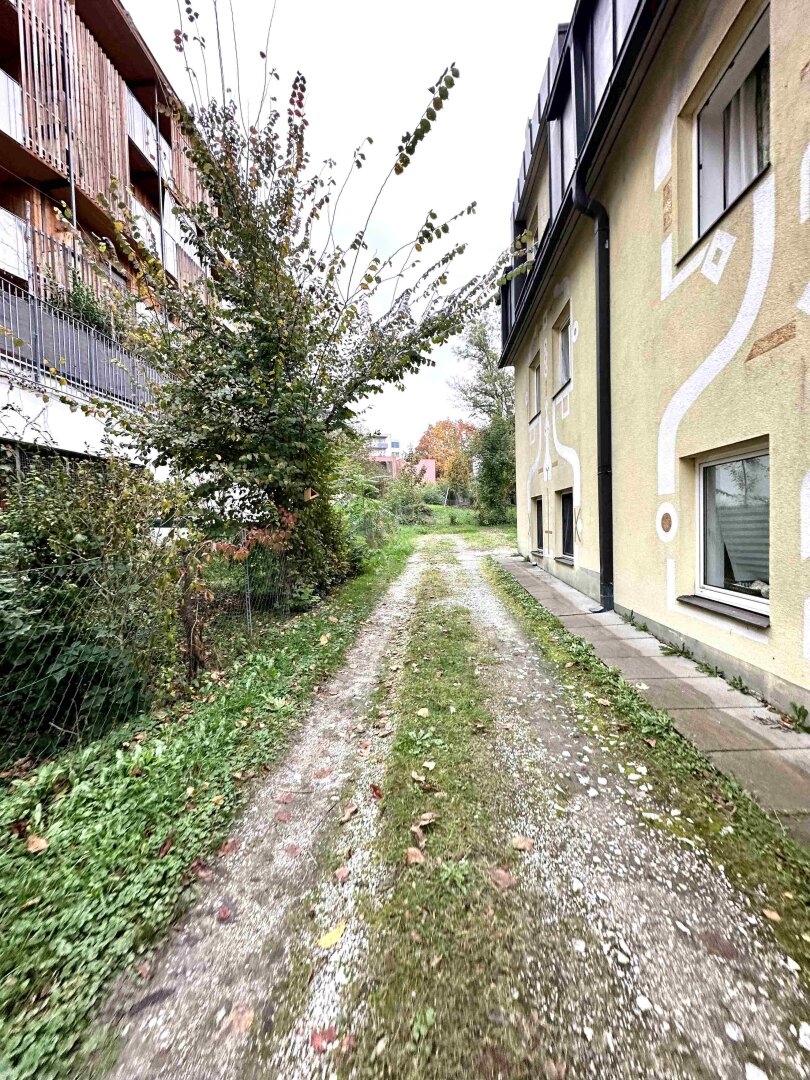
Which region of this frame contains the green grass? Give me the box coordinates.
[343,558,538,1079]
[0,531,416,1080]
[484,558,810,980]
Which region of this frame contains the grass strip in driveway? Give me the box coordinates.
[346,561,543,1079]
[484,557,810,982]
[0,532,415,1080]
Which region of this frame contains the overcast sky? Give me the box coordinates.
[123,0,574,449]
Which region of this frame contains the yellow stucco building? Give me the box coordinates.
[501,0,810,712]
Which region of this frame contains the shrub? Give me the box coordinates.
[382,469,432,524]
[475,416,516,525]
[0,454,185,762]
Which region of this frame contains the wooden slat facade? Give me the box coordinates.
[7,0,203,291]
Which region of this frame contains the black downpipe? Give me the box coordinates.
[573,165,614,611]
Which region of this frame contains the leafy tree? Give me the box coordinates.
[415,418,477,481]
[451,314,514,422]
[102,41,492,572]
[474,415,515,524]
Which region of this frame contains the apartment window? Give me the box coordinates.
[530,357,542,416]
[557,317,571,390]
[697,8,770,235]
[534,497,544,552]
[560,490,574,557]
[586,0,614,121]
[699,447,769,611]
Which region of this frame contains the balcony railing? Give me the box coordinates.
[126,88,172,180]
[0,68,23,144]
[0,274,157,407]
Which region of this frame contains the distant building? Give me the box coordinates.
[369,455,436,484]
[366,433,406,460]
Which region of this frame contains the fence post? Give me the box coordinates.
[242,528,253,637]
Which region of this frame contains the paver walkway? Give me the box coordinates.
[498,558,810,844]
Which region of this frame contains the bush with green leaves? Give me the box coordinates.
[475,415,516,525]
[382,469,432,524]
[0,455,185,762]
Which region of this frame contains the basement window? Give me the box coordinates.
[698,446,769,613]
[560,490,574,558]
[697,7,770,236]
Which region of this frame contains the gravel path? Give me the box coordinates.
[101,545,426,1080]
[101,536,809,1080]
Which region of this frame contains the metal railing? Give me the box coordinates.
[0,274,157,407]
[126,88,172,180]
[0,68,23,144]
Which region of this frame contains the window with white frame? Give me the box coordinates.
[699,446,769,611]
[557,317,571,389]
[530,355,542,416]
[697,7,770,236]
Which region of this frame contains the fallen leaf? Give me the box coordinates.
[314,766,332,779]
[340,1033,357,1053]
[597,698,611,707]
[405,847,425,866]
[449,705,457,714]
[276,792,294,804]
[410,824,426,848]
[229,1006,255,1034]
[230,770,244,781]
[370,783,383,801]
[211,795,224,806]
[423,760,436,771]
[645,738,657,748]
[328,615,338,624]
[411,771,426,783]
[340,804,358,824]
[317,921,346,949]
[418,811,437,828]
[20,897,41,910]
[217,905,232,922]
[565,662,574,669]
[283,843,301,856]
[511,835,534,852]
[544,1061,567,1080]
[218,838,240,858]
[26,835,48,854]
[135,961,150,980]
[490,867,516,892]
[763,908,782,922]
[158,833,175,858]
[319,633,330,646]
[311,1025,338,1052]
[417,707,430,718]
[190,858,212,881]
[274,810,291,823]
[334,866,350,883]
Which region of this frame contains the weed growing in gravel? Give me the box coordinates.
[484,559,810,981]
[0,532,416,1080]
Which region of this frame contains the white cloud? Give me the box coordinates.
[123,0,574,446]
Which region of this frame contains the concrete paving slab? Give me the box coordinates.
[574,624,657,642]
[608,655,710,681]
[707,749,810,814]
[590,638,666,659]
[666,707,807,752]
[641,678,756,712]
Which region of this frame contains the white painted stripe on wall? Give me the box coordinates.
[657,172,776,496]
[800,141,810,224]
[801,471,810,561]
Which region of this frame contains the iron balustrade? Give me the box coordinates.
[0,274,158,407]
